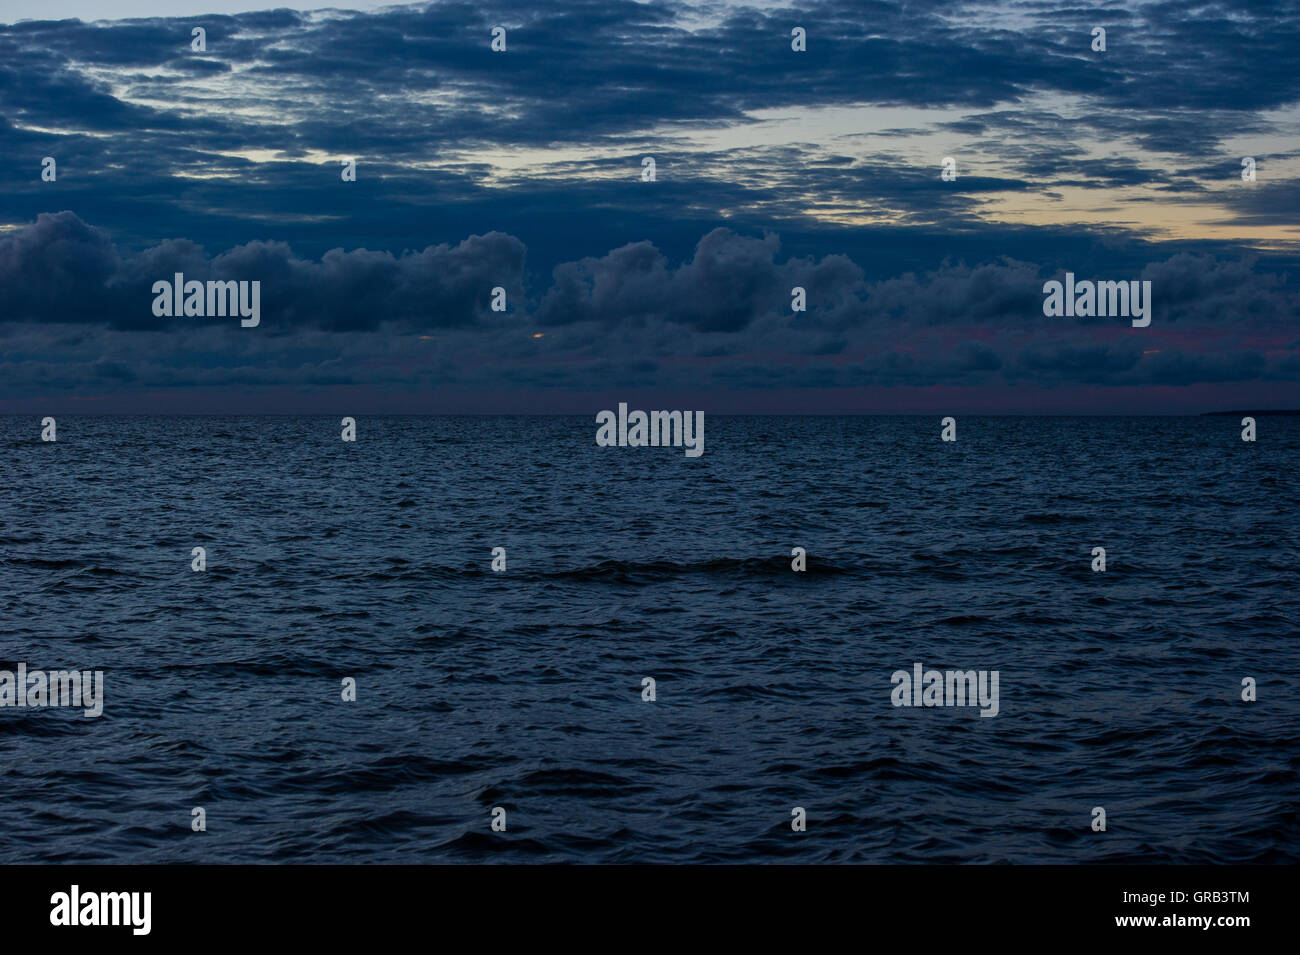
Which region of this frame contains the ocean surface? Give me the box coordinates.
[1,415,1296,864]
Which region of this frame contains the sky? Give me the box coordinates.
[1,0,1297,413]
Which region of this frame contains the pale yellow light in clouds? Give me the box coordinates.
[981,182,1300,250]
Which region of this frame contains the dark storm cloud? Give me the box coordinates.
[534,229,866,332]
[1,212,1296,403]
[0,211,525,331]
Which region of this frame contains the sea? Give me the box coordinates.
[1,415,1296,863]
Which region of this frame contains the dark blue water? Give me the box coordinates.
[1,415,1296,863]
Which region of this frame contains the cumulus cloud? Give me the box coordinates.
[0,211,526,332]
[1,212,1297,407]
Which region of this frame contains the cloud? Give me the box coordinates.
[2,0,1297,410]
[0,211,526,331]
[1,0,1297,257]
[1,212,1296,407]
